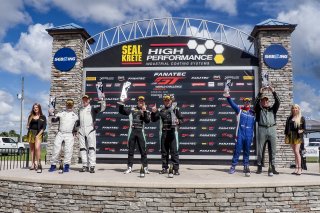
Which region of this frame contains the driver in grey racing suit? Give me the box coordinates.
[78,94,106,173]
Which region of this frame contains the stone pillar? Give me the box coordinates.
[251,20,297,167]
[46,24,93,165]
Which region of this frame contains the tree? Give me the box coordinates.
[22,135,28,142]
[8,130,19,137]
[0,132,9,137]
[43,132,48,142]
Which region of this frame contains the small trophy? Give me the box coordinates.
[262,71,269,88]
[223,79,232,97]
[140,164,145,178]
[168,164,174,178]
[171,101,178,125]
[48,96,56,116]
[58,160,63,174]
[96,82,104,100]
[117,81,131,105]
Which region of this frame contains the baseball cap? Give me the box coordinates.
[82,95,90,99]
[137,96,145,101]
[260,95,269,100]
[242,97,251,102]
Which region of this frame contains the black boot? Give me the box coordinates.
[256,165,262,174]
[271,165,279,175]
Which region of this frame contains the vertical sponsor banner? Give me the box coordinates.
[85,69,255,157]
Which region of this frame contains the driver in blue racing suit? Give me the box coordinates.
[224,90,255,177]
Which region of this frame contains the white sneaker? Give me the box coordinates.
[124,167,132,174]
[144,167,150,174]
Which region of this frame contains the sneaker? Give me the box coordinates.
[174,170,180,175]
[144,167,150,174]
[63,164,70,173]
[229,166,236,174]
[48,165,56,172]
[89,166,95,173]
[79,166,88,172]
[256,165,262,174]
[244,166,251,177]
[268,168,273,177]
[124,167,132,174]
[159,168,168,174]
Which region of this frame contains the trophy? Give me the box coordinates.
[140,164,145,178]
[48,96,56,116]
[262,71,269,88]
[223,79,232,97]
[117,81,131,105]
[96,81,104,100]
[168,164,174,178]
[171,97,178,125]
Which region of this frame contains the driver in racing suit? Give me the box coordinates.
[78,94,106,173]
[48,99,78,173]
[224,89,255,177]
[119,96,151,174]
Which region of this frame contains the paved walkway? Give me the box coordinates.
[1,163,320,188]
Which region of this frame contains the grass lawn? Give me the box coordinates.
[307,157,319,163]
[0,147,47,161]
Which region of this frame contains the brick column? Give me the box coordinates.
[251,20,297,167]
[46,24,93,164]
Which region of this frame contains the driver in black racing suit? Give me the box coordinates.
[119,96,151,174]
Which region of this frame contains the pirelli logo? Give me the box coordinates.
[86,77,96,81]
[243,76,254,80]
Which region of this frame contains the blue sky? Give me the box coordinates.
[0,0,320,135]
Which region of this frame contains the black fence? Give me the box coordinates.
[0,148,29,171]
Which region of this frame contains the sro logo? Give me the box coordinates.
[153,77,185,85]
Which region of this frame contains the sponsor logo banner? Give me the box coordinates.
[85,68,256,156]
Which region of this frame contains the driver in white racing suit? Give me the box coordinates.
[48,99,78,173]
[78,94,106,173]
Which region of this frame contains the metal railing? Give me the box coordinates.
[84,17,256,58]
[0,148,29,170]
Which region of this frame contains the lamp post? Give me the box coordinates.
[17,77,24,143]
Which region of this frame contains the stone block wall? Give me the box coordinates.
[255,31,294,168]
[46,34,86,164]
[0,181,320,212]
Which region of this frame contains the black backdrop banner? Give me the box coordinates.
[85,69,256,159]
[83,36,258,160]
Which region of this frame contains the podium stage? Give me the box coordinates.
[1,163,320,212]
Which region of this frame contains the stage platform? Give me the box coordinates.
[1,163,320,212]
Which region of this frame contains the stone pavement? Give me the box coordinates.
[1,163,320,188]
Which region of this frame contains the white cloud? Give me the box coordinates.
[0,90,21,132]
[0,0,31,40]
[0,90,14,115]
[0,89,50,134]
[205,0,237,16]
[24,0,51,13]
[294,81,320,120]
[277,0,320,78]
[51,0,188,26]
[0,23,53,80]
